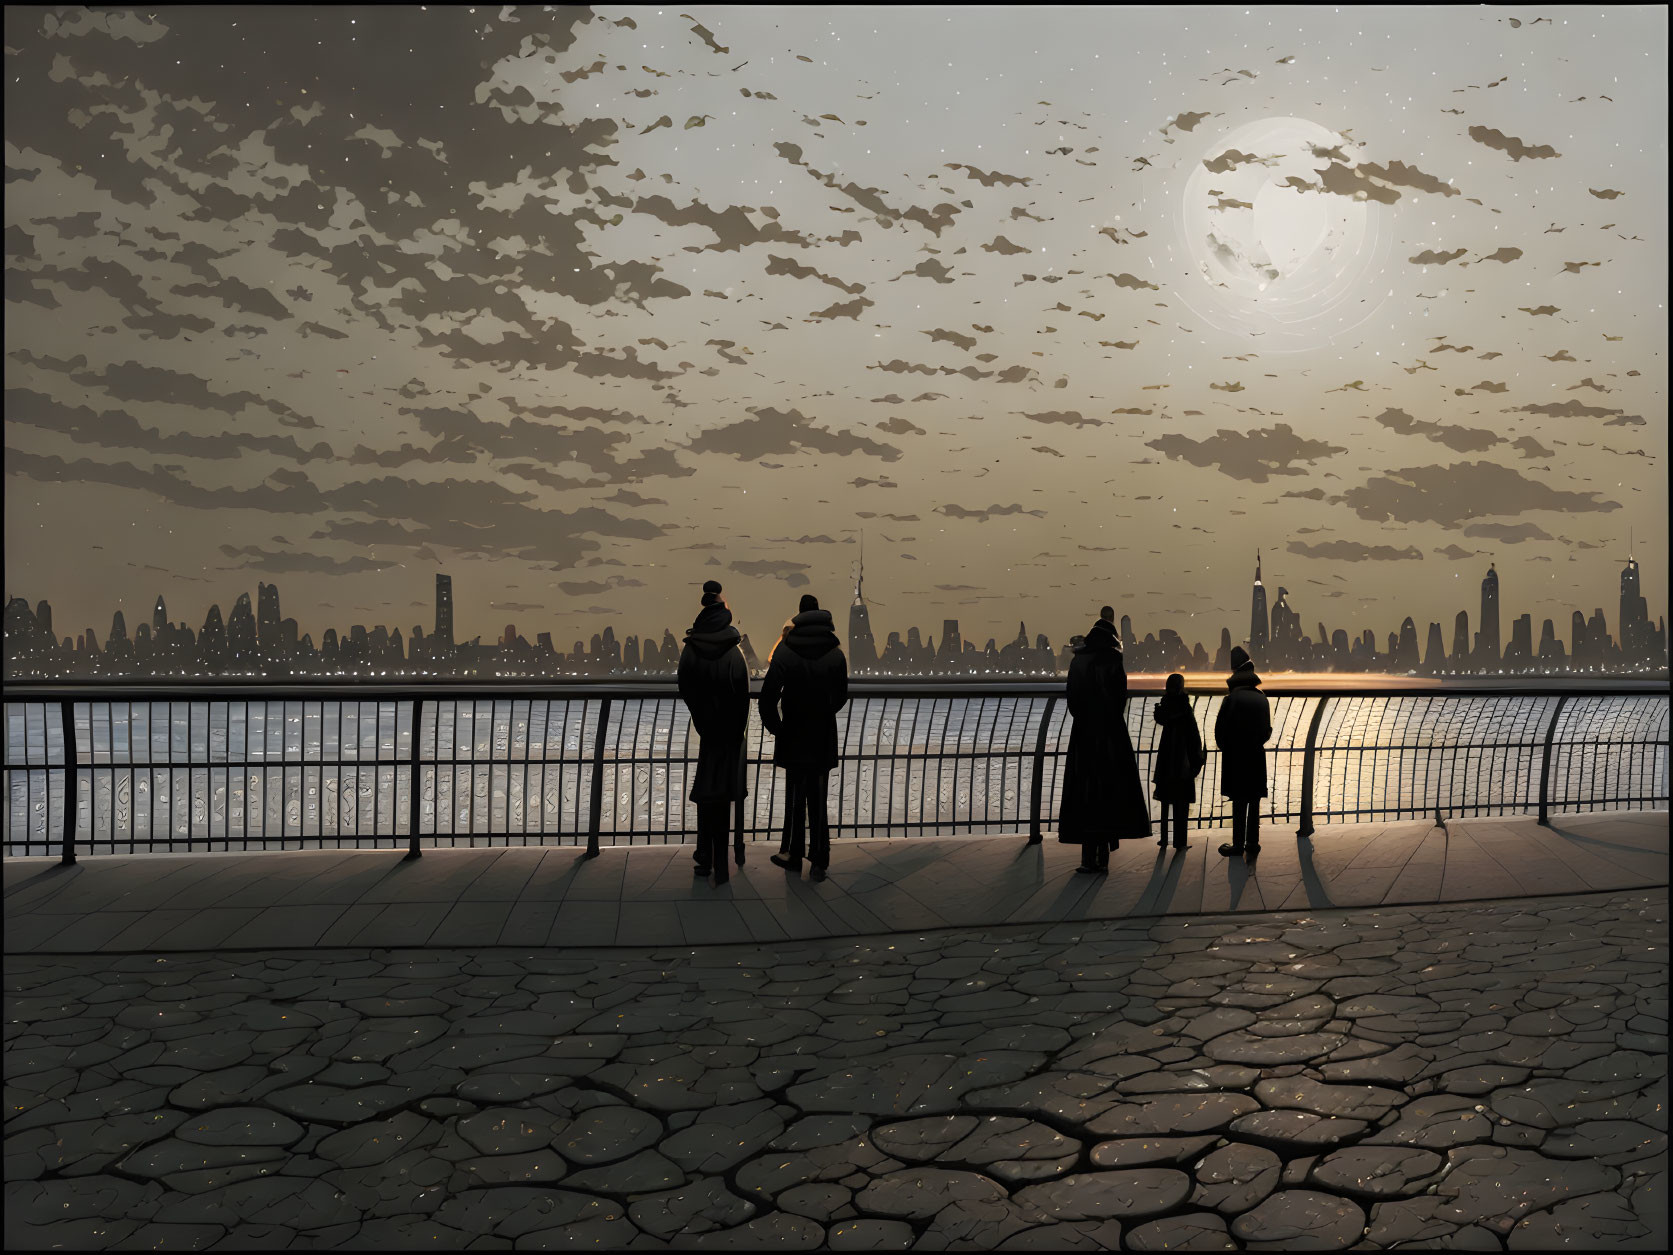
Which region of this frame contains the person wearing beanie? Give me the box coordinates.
[677,581,749,883]
[760,592,847,881]
[1214,644,1272,860]
[1057,611,1151,872]
[1152,672,1206,851]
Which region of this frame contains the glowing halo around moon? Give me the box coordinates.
[1153,116,1397,353]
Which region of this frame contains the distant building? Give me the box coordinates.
[435,574,454,654]
[1249,550,1269,659]
[847,543,877,674]
[1477,563,1500,668]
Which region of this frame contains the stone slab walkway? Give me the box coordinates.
[3,811,1665,955]
[5,888,1666,1250]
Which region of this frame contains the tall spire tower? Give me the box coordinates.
[847,530,877,674]
[1248,548,1269,657]
[1474,562,1500,667]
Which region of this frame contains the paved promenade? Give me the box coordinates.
[5,811,1668,1251]
[4,810,1667,954]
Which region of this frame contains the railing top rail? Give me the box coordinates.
[4,680,1667,700]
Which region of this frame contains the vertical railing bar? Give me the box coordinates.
[1537,694,1571,826]
[952,694,972,835]
[1028,694,1058,843]
[516,699,527,842]
[586,697,610,859]
[1295,694,1330,839]
[911,696,928,836]
[405,698,424,860]
[59,698,76,865]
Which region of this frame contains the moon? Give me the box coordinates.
[1169,117,1397,351]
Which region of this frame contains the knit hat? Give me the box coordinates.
[700,579,723,607]
[798,594,819,613]
[1229,645,1252,671]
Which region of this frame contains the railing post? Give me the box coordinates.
[404,698,424,860]
[59,699,77,866]
[585,697,611,859]
[1027,695,1058,843]
[1537,694,1570,827]
[1295,696,1330,839]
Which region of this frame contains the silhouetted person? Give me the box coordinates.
[1152,672,1205,851]
[761,594,848,881]
[1058,614,1151,872]
[1215,645,1272,861]
[768,616,796,857]
[677,580,749,883]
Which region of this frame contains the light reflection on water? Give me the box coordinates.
[4,694,1667,855]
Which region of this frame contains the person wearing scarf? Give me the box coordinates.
[1057,611,1151,871]
[760,594,848,881]
[677,580,749,883]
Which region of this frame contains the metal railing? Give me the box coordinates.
[3,684,1666,862]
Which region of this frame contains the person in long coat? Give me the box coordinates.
[1152,672,1206,851]
[760,594,848,881]
[1214,644,1272,860]
[766,616,796,857]
[677,580,750,883]
[1057,614,1151,872]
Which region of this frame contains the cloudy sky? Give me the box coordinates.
[4,5,1665,651]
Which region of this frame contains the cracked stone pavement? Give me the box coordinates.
[5,886,1667,1250]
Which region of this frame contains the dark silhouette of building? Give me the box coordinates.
[1249,550,1269,660]
[1505,613,1533,668]
[257,582,281,656]
[1269,585,1301,667]
[5,546,1667,681]
[1394,617,1420,672]
[1539,617,1564,663]
[435,574,454,655]
[1423,622,1446,673]
[846,539,878,675]
[1477,563,1500,668]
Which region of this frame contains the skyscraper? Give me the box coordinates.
[435,574,454,652]
[1620,548,1650,665]
[1478,563,1500,667]
[227,592,257,668]
[151,596,165,637]
[257,582,281,654]
[848,538,877,674]
[1249,550,1269,657]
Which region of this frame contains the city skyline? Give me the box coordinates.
[3,7,1667,654]
[7,549,1664,680]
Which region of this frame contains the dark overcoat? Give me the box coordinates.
[1214,664,1272,800]
[1152,692,1206,803]
[759,610,848,771]
[677,617,750,803]
[1056,628,1152,844]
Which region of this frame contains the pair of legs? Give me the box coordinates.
[1156,800,1189,849]
[774,768,831,873]
[1076,836,1112,873]
[1218,799,1262,856]
[693,801,732,883]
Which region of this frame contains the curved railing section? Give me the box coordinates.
[3,684,1666,861]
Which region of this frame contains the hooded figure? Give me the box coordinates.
[677,580,749,881]
[760,594,848,879]
[1152,672,1206,850]
[1057,615,1151,870]
[1214,645,1272,858]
